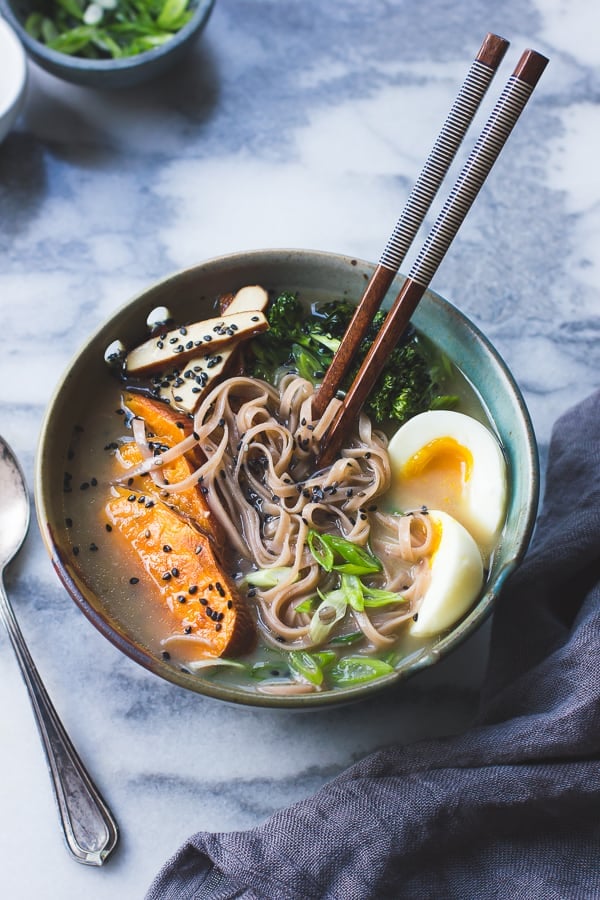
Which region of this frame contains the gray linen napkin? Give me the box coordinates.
[146,390,600,900]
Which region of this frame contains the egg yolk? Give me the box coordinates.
[401,437,473,512]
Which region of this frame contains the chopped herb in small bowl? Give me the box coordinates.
[24,0,195,60]
[0,0,215,87]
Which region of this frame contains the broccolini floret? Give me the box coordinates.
[248,293,457,427]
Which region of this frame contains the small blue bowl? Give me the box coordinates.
[0,0,215,88]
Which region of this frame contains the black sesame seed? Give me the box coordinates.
[216,612,224,621]
[161,650,171,660]
[189,585,198,595]
[199,597,208,605]
[171,567,179,577]
[163,544,172,553]
[184,626,192,634]
[215,582,225,597]
[195,545,203,554]
[162,572,172,581]
[145,500,155,508]
[247,587,257,598]
[89,543,98,552]
[80,482,90,490]
[73,546,79,555]
[227,599,233,609]
[215,623,222,632]
[105,523,112,532]
[91,477,98,486]
[413,613,419,622]
[179,326,188,335]
[177,596,186,603]
[128,494,136,502]
[206,606,213,616]
[65,517,73,527]
[130,577,139,585]
[251,315,259,322]
[157,341,164,349]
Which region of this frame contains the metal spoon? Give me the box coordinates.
[0,435,119,865]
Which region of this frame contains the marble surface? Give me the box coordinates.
[1,1,599,897]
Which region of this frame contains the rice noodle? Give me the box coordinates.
[130,374,435,652]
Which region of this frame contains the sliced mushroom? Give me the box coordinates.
[125,309,268,375]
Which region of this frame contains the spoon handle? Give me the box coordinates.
[0,577,118,865]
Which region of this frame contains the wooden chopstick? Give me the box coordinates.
[317,48,548,468]
[311,32,510,420]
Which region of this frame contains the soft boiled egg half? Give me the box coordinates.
[387,410,507,564]
[410,509,483,637]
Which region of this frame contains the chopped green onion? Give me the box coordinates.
[244,567,296,589]
[288,651,324,687]
[294,597,318,614]
[250,660,288,680]
[308,530,382,576]
[23,0,193,59]
[309,589,347,644]
[328,631,364,646]
[329,656,395,687]
[307,530,334,571]
[362,585,408,607]
[187,658,248,673]
[314,650,337,668]
[339,574,365,612]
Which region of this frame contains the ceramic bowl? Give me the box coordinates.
[0,0,214,88]
[35,249,539,709]
[0,18,27,142]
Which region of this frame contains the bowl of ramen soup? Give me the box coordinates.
[35,249,539,708]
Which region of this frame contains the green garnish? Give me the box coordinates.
[244,567,296,589]
[329,656,395,687]
[24,0,195,59]
[307,529,381,576]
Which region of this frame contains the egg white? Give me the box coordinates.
[409,509,484,637]
[387,409,507,562]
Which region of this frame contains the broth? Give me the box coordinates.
[60,292,503,695]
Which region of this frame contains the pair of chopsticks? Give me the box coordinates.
[314,35,548,468]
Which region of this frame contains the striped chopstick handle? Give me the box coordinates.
[380,47,507,272]
[317,49,548,468]
[311,34,508,420]
[409,50,548,288]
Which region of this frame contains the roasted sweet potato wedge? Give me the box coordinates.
[107,393,254,658]
[106,490,255,658]
[123,392,194,443]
